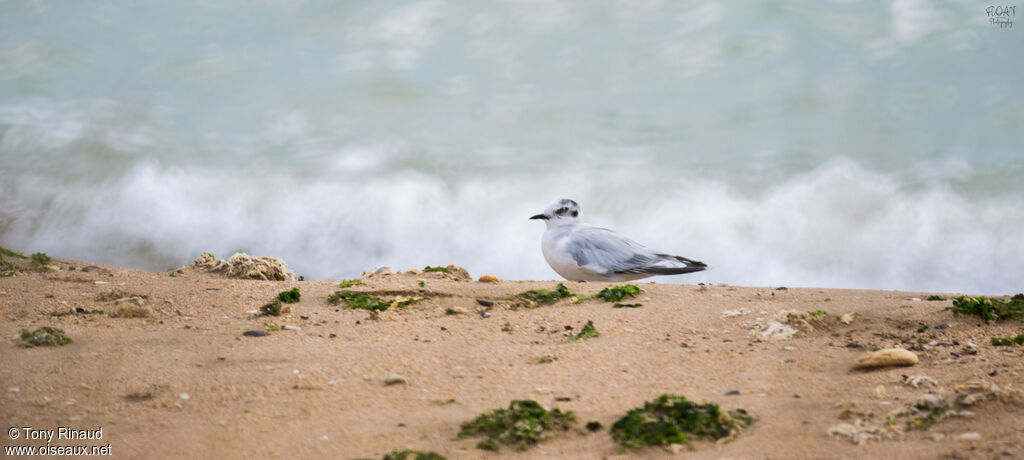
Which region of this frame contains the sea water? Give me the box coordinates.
[1,1,1021,293]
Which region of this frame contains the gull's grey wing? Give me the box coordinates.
[565,226,707,276]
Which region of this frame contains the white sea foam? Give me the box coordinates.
[1,156,1021,294]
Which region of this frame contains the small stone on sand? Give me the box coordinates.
[384,374,407,386]
[854,348,918,369]
[478,275,499,283]
[953,432,981,441]
[242,330,268,337]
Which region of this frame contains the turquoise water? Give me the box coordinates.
[1,1,1021,293]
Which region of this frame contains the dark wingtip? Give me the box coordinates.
[673,255,707,268]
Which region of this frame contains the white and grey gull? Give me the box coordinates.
[530,198,707,282]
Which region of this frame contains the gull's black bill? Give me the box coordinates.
[529,214,548,220]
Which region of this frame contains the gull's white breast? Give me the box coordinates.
[541,225,611,281]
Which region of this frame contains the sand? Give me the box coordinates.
[1,254,1022,459]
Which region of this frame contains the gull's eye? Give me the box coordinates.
[571,210,578,217]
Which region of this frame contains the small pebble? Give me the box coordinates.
[242,330,268,337]
[954,432,981,441]
[934,324,950,330]
[783,346,796,351]
[725,390,741,396]
[476,299,494,307]
[179,393,190,400]
[283,325,301,331]
[318,435,328,441]
[384,374,407,386]
[8,387,19,393]
[854,348,918,369]
[478,275,500,283]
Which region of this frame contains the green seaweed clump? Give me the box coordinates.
[260,299,283,316]
[613,303,642,308]
[382,451,447,460]
[945,294,1024,323]
[516,283,574,306]
[926,295,944,301]
[458,399,575,451]
[596,284,641,302]
[1,246,26,276]
[31,252,52,270]
[19,327,73,347]
[329,291,391,311]
[991,334,1024,346]
[339,279,363,288]
[0,246,27,259]
[809,309,827,317]
[0,258,17,277]
[424,265,451,273]
[277,287,300,303]
[610,394,755,450]
[568,320,599,341]
[909,407,949,430]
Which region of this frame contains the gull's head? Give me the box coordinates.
[529,198,581,228]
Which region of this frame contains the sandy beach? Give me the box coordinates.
[1,253,1022,459]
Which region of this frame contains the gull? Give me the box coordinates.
[529,198,707,281]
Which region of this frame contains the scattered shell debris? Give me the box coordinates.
[776,310,830,334]
[902,375,938,389]
[752,321,798,340]
[721,308,750,318]
[828,422,888,445]
[188,252,296,281]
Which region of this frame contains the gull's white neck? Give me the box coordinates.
[544,217,579,229]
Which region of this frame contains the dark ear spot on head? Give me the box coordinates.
[555,207,567,216]
[571,210,578,217]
